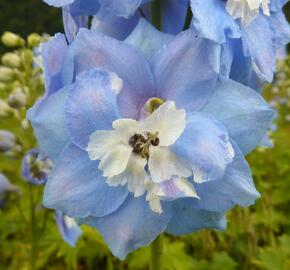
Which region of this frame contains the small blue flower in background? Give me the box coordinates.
[55,211,82,247]
[0,173,19,208]
[22,148,53,186]
[190,0,290,82]
[27,20,275,259]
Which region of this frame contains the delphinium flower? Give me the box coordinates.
[190,0,290,83]
[0,173,18,208]
[27,20,275,259]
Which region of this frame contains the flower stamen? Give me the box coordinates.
[129,132,159,159]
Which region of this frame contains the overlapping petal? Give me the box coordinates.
[193,141,260,212]
[62,28,155,118]
[44,144,129,218]
[65,68,121,149]
[27,87,70,161]
[79,194,172,259]
[190,0,241,43]
[125,18,173,61]
[91,7,140,40]
[172,112,234,183]
[201,78,275,154]
[42,33,67,96]
[166,199,227,235]
[152,30,217,112]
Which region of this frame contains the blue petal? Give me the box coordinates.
[62,28,155,119]
[44,144,129,218]
[152,30,217,112]
[79,194,172,260]
[55,211,82,247]
[172,112,234,183]
[62,6,88,43]
[193,141,260,212]
[69,0,100,16]
[125,18,174,61]
[270,0,288,12]
[229,39,265,91]
[201,78,275,155]
[241,15,276,82]
[166,199,227,235]
[42,33,68,96]
[190,0,241,43]
[43,0,74,8]
[65,68,120,149]
[162,0,189,34]
[270,11,290,50]
[92,8,140,40]
[98,0,144,18]
[27,87,70,161]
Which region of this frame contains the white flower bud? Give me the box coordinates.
[27,33,41,48]
[0,99,13,117]
[2,53,21,68]
[8,89,27,109]
[0,130,16,152]
[0,67,15,82]
[1,32,24,48]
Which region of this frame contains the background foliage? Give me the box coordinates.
[0,3,290,269]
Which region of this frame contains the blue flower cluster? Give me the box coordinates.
[28,0,289,259]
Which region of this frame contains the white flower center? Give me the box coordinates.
[226,0,270,25]
[86,101,198,214]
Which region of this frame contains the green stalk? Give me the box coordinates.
[150,234,163,270]
[29,185,37,270]
[151,0,162,30]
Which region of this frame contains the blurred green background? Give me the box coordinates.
[0,1,290,269]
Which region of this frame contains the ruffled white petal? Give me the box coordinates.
[98,144,132,178]
[141,101,186,146]
[112,118,141,142]
[107,154,147,197]
[148,146,192,183]
[226,0,270,25]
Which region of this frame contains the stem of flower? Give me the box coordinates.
[150,234,163,270]
[29,185,37,270]
[151,0,162,31]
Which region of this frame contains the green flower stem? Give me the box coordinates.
[150,234,163,270]
[151,0,162,30]
[29,185,37,270]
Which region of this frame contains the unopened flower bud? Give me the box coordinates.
[2,53,21,68]
[27,33,41,48]
[1,32,24,48]
[0,99,13,117]
[0,130,16,152]
[8,89,27,109]
[0,67,15,82]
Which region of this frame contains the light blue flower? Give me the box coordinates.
[22,148,53,186]
[27,21,274,259]
[55,211,82,247]
[190,0,290,82]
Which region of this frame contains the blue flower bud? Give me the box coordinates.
[22,148,53,185]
